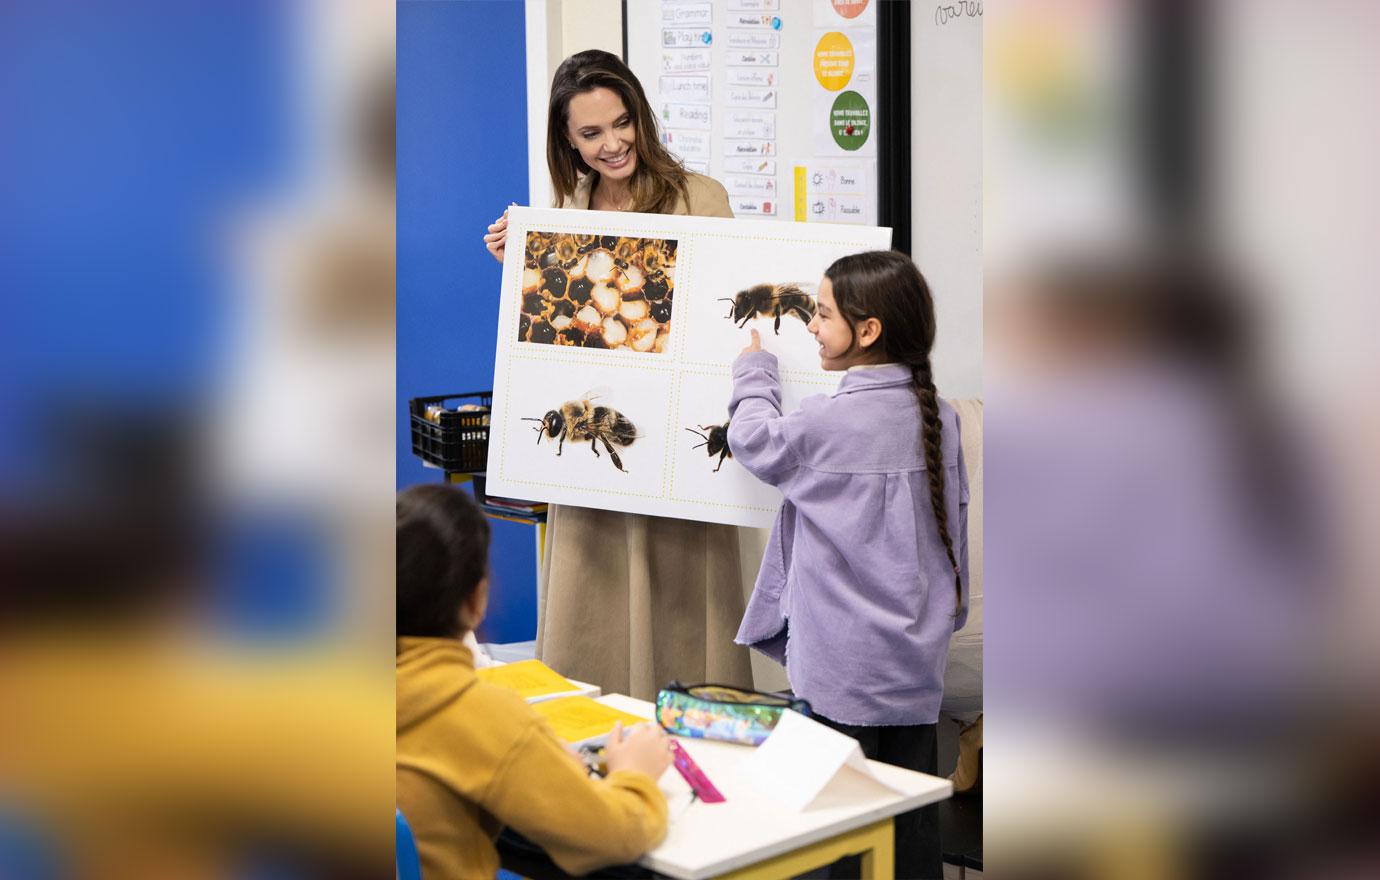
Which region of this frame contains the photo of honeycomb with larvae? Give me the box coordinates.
[518,231,676,352]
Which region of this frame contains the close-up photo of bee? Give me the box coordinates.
[522,393,639,473]
[718,282,817,335]
[685,419,732,472]
[518,231,677,352]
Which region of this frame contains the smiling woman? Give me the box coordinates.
[544,50,698,215]
[566,87,638,203]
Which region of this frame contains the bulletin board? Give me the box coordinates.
[626,0,906,237]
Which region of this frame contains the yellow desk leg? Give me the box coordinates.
[1093,821,1177,880]
[713,818,893,880]
[857,820,895,880]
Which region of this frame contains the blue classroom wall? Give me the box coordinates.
[0,3,335,638]
[396,0,536,643]
[0,1,289,481]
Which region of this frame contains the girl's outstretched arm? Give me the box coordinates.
[727,331,800,487]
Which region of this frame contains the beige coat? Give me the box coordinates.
[562,168,734,216]
[536,170,754,700]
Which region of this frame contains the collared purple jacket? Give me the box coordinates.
[727,351,970,725]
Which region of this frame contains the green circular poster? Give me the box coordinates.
[829,90,871,150]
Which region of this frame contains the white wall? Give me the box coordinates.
[911,2,983,400]
[525,0,624,209]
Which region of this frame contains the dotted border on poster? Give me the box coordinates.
[664,368,834,513]
[499,351,676,498]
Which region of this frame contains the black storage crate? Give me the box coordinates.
[408,391,492,472]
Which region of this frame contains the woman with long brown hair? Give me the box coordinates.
[482,50,752,700]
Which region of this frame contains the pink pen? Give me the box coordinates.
[669,740,725,803]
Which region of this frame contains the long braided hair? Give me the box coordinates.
[824,251,962,613]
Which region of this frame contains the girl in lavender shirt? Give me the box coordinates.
[728,251,969,879]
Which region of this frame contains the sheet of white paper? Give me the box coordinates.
[662,2,712,27]
[736,709,905,811]
[725,31,780,50]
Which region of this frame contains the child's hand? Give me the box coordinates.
[740,328,763,355]
[603,721,673,781]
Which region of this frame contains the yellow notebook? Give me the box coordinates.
[476,659,580,700]
[532,696,652,746]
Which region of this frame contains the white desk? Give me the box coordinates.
[598,695,953,880]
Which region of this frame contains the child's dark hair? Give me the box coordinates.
[396,484,491,638]
[824,250,962,612]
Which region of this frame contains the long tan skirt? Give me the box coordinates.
[535,505,754,701]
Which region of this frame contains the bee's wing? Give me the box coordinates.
[771,282,818,298]
[578,385,615,403]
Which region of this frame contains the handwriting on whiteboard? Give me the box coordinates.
[934,1,982,26]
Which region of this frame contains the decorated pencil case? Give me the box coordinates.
[655,681,811,747]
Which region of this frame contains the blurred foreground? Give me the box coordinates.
[985,2,1379,878]
[1,1,1378,877]
[2,2,395,876]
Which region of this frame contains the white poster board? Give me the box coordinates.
[485,207,890,527]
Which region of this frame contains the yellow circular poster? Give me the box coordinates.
[813,32,854,92]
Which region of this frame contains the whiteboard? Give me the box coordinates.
[911,2,982,399]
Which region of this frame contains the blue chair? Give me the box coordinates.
[396,808,422,880]
[0,809,61,880]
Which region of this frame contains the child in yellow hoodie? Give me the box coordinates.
[396,484,673,879]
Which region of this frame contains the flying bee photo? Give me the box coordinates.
[685,418,732,472]
[522,392,639,473]
[718,282,817,335]
[668,372,801,513]
[518,231,677,352]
